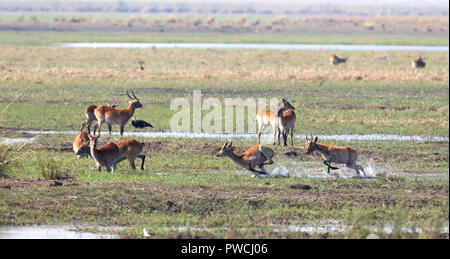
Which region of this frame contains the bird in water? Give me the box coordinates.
[131,117,153,129]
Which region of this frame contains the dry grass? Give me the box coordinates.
[0,46,448,85]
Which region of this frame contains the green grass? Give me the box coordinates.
[0,30,448,239]
[1,139,448,238]
[0,43,448,136]
[0,30,448,46]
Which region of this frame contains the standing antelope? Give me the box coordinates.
[116,139,146,170]
[256,99,294,145]
[73,130,90,158]
[305,135,366,177]
[329,54,347,65]
[79,134,120,173]
[412,57,426,68]
[94,90,143,136]
[80,103,118,134]
[216,141,275,176]
[277,99,296,147]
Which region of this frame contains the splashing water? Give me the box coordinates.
[267,166,290,178]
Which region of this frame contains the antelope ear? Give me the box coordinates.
[314,137,318,143]
[231,147,236,152]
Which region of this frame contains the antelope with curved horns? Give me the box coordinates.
[412,57,426,68]
[216,141,275,176]
[79,133,121,173]
[115,139,146,171]
[73,130,91,158]
[256,98,295,145]
[329,54,347,65]
[277,99,296,147]
[305,135,366,177]
[94,90,143,136]
[80,103,118,134]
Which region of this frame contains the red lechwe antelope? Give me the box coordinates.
[73,130,91,158]
[412,57,426,68]
[78,134,146,172]
[115,139,146,170]
[256,98,295,145]
[277,99,296,147]
[80,103,118,134]
[305,135,366,177]
[216,141,275,176]
[329,54,347,65]
[80,134,121,173]
[94,90,143,136]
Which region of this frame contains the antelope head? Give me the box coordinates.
[281,98,295,110]
[305,135,318,154]
[127,90,143,109]
[87,133,101,149]
[216,141,236,157]
[277,98,295,116]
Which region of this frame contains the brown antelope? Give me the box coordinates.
[94,90,143,136]
[79,134,121,173]
[277,99,296,147]
[80,103,118,134]
[305,135,366,177]
[116,139,146,170]
[73,130,91,158]
[412,57,426,68]
[329,54,347,65]
[216,141,275,176]
[256,99,295,145]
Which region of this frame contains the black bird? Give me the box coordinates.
[131,117,153,129]
[138,61,144,71]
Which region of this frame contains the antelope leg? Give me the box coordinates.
[323,160,339,170]
[249,167,266,175]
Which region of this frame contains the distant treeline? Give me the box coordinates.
[0,0,448,16]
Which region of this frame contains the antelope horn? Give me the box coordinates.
[131,89,138,99]
[229,141,233,147]
[222,141,228,149]
[126,90,133,100]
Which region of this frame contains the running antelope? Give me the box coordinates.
[412,57,426,68]
[256,99,295,145]
[216,141,275,176]
[305,135,366,177]
[115,139,146,170]
[329,54,347,65]
[277,99,296,147]
[80,134,120,173]
[73,130,90,158]
[94,90,143,136]
[80,103,118,134]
